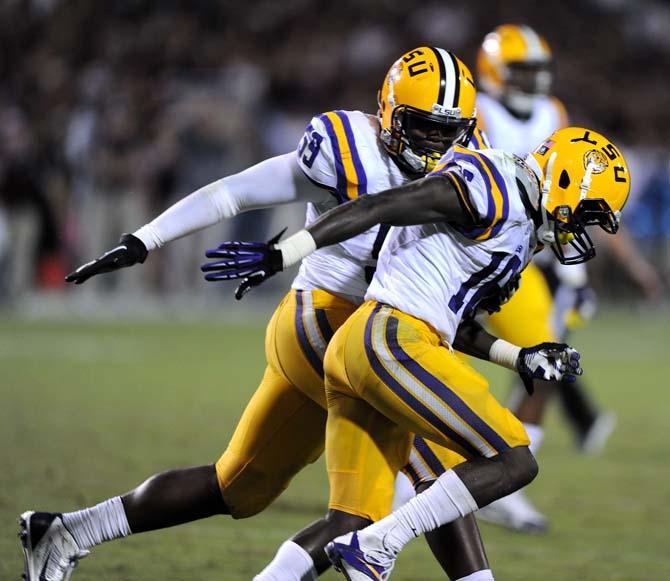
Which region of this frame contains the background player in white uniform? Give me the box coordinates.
[206,126,627,580]
[474,24,662,533]
[19,48,508,581]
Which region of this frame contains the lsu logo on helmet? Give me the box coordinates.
[583,149,609,174]
[378,47,477,175]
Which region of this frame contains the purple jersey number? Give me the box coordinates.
[298,128,323,169]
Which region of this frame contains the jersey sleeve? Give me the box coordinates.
[430,146,510,240]
[296,111,369,204]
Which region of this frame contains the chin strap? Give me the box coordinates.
[579,160,595,201]
[400,145,432,173]
[532,151,557,245]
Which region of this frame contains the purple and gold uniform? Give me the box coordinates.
[323,147,537,520]
[215,107,489,518]
[217,46,487,519]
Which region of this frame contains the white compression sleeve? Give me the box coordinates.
[133,153,330,250]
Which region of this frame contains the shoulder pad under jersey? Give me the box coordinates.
[430,146,513,240]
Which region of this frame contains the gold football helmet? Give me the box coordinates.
[379,47,477,175]
[477,24,552,115]
[524,127,630,264]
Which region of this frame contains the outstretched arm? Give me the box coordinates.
[304,174,475,251]
[268,173,477,271]
[201,172,478,293]
[134,153,330,251]
[66,153,330,284]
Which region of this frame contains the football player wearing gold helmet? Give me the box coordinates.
[20,48,499,581]
[378,47,477,175]
[204,125,628,581]
[475,25,660,534]
[477,24,555,122]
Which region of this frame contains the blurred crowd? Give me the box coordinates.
[1,0,669,304]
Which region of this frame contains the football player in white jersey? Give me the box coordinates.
[203,126,629,580]
[474,24,662,533]
[19,48,533,581]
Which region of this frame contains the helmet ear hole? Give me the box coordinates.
[559,169,571,189]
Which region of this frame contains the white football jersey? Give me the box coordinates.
[293,109,488,303]
[366,146,538,345]
[477,93,567,157]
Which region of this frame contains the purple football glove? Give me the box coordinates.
[201,229,285,299]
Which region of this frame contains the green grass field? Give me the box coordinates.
[1,309,669,580]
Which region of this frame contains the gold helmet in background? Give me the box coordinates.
[477,24,552,115]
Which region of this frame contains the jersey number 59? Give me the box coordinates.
[298,129,323,168]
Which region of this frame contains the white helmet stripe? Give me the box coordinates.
[518,25,548,61]
[435,47,459,108]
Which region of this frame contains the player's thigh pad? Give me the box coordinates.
[216,364,327,518]
[488,262,557,346]
[338,302,529,460]
[266,289,357,407]
[325,370,412,520]
[323,315,411,521]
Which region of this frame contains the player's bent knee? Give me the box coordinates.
[218,474,286,519]
[505,445,538,490]
[215,454,290,519]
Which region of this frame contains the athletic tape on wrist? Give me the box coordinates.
[489,339,521,370]
[275,230,317,268]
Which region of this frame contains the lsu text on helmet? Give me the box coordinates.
[379,46,477,175]
[525,127,630,264]
[477,24,552,115]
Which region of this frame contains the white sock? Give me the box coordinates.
[254,540,317,581]
[523,423,544,456]
[456,569,495,580]
[61,496,131,550]
[364,470,478,554]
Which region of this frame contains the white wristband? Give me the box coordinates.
[275,229,317,269]
[489,339,521,370]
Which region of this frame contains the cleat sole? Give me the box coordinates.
[18,512,33,581]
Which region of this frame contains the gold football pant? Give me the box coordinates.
[401,435,467,487]
[325,301,529,521]
[215,289,355,517]
[399,263,555,489]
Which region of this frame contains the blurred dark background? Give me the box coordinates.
[1,0,669,307]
